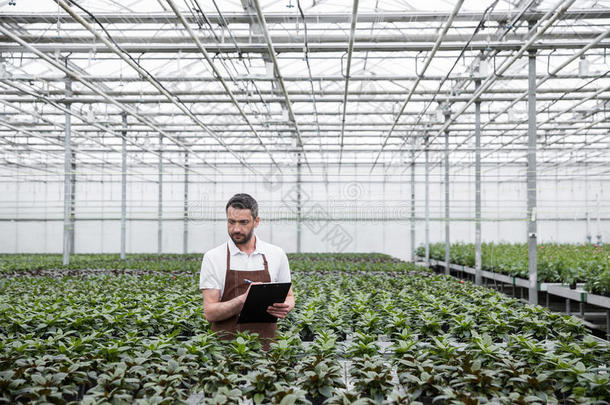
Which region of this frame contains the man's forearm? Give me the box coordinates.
[204,294,244,322]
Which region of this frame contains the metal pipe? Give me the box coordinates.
[296,151,302,253]
[7,32,605,45]
[120,112,127,260]
[4,93,609,104]
[183,149,188,255]
[410,140,416,261]
[424,131,430,266]
[158,134,163,255]
[3,39,607,54]
[4,124,610,136]
[3,9,608,24]
[69,150,76,253]
[5,85,603,97]
[527,22,538,306]
[7,73,601,83]
[444,109,451,276]
[339,0,360,168]
[475,75,482,286]
[62,77,72,266]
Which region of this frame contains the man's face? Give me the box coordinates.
[227,206,259,246]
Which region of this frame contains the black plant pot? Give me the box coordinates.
[299,326,315,342]
[305,394,327,405]
[569,282,577,289]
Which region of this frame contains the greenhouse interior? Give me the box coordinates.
[1,0,610,403]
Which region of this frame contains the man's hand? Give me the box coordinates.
[267,302,291,319]
[202,281,261,323]
[238,281,262,305]
[267,288,295,319]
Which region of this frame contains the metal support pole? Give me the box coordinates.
[596,194,602,244]
[444,109,451,276]
[62,77,72,266]
[69,151,76,253]
[527,24,538,305]
[120,113,127,260]
[475,74,482,286]
[296,151,302,253]
[585,156,590,243]
[183,150,189,254]
[424,131,430,266]
[158,134,163,255]
[410,140,416,261]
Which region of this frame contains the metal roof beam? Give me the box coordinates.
[53,0,260,175]
[339,0,359,168]
[0,21,220,176]
[2,9,609,24]
[371,0,464,170]
[251,0,311,171]
[6,73,603,82]
[165,0,282,173]
[3,40,607,53]
[0,81,203,176]
[424,0,577,151]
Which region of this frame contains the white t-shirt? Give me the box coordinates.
[199,234,291,297]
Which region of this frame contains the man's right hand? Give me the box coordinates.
[239,281,262,304]
[203,282,263,323]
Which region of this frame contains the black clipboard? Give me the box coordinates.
[237,282,292,323]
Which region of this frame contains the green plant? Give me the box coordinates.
[297,354,345,402]
[350,355,394,403]
[243,367,279,404]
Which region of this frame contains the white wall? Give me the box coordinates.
[1,162,607,261]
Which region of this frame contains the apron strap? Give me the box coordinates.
[261,253,268,271]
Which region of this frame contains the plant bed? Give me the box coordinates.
[1,254,609,403]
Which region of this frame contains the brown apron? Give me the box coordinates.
[210,245,277,347]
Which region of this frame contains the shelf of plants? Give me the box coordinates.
[420,257,610,310]
[1,253,609,403]
[416,243,610,296]
[417,243,610,341]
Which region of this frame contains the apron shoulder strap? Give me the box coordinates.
[261,253,268,270]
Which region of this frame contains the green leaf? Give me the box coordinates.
[318,385,332,398]
[279,394,297,405]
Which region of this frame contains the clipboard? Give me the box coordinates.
[237,282,292,324]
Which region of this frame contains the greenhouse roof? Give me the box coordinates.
[1,0,610,177]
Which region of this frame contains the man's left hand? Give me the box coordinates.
[267,302,291,319]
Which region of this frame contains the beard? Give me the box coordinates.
[230,227,254,246]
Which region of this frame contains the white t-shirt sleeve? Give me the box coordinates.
[276,251,291,283]
[199,252,221,290]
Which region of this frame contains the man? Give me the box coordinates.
[199,193,295,344]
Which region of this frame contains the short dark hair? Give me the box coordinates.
[226,193,259,218]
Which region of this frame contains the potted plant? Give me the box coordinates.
[297,355,345,405]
